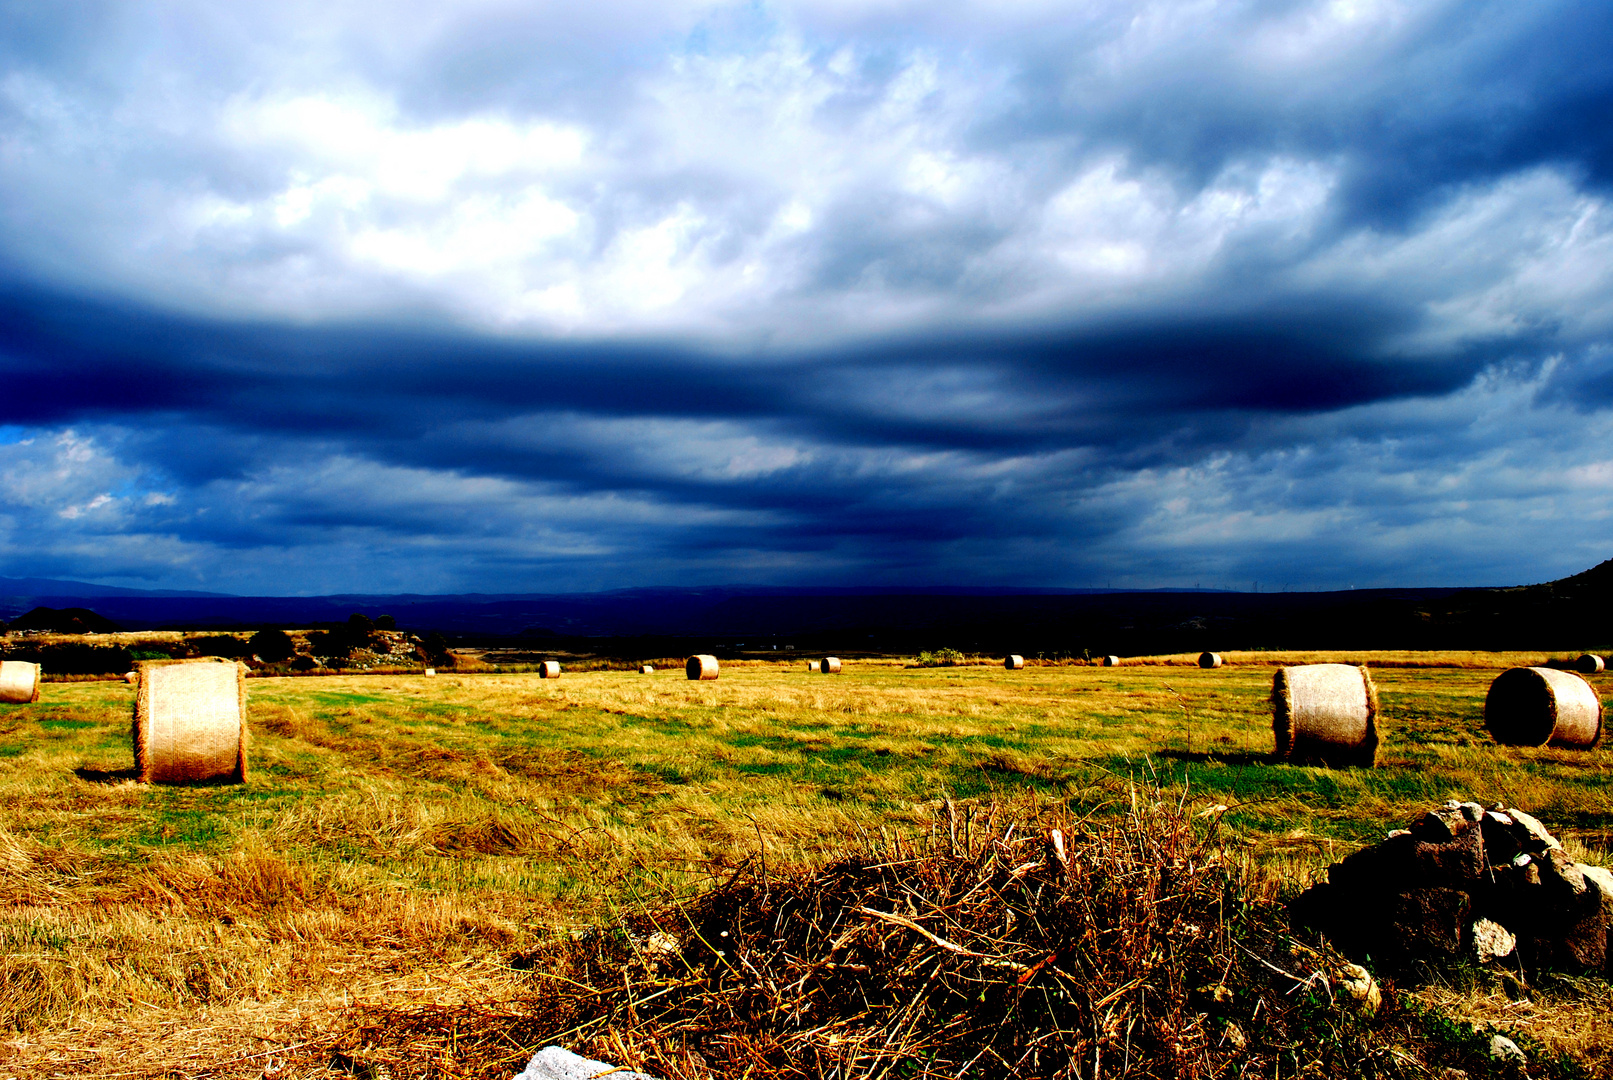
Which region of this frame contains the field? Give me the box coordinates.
[0,653,1610,1077]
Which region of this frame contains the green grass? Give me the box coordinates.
[0,656,1609,1074]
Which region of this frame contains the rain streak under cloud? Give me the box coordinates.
[1,0,1612,594]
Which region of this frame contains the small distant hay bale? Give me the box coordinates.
[424,667,436,677]
[123,671,138,685]
[0,661,41,703]
[538,661,561,679]
[820,656,842,674]
[687,654,719,680]
[1485,667,1602,749]
[1102,655,1120,667]
[1575,653,1605,674]
[640,664,655,674]
[808,660,821,672]
[1198,652,1222,669]
[1272,663,1379,768]
[1005,655,1025,670]
[133,658,247,785]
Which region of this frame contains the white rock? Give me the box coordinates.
[1578,863,1613,900]
[1579,864,1613,927]
[1488,1034,1526,1065]
[1472,918,1516,962]
[512,1046,659,1080]
[1505,807,1562,851]
[644,930,681,960]
[1334,963,1381,1015]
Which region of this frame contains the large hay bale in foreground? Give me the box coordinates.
[1272,664,1379,767]
[1576,653,1605,674]
[133,659,247,784]
[1198,652,1222,669]
[538,661,561,679]
[686,654,718,680]
[1005,655,1025,670]
[0,661,41,703]
[820,656,842,674]
[1102,655,1120,667]
[1485,667,1601,749]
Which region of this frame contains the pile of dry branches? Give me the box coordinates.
[336,787,1463,1079]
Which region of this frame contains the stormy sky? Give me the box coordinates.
[2,0,1611,595]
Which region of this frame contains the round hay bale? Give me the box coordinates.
[1485,667,1601,749]
[424,667,435,677]
[1272,663,1380,768]
[808,660,820,672]
[123,671,138,685]
[820,656,842,674]
[538,661,561,679]
[1005,655,1025,670]
[0,661,41,703]
[686,654,719,680]
[640,664,654,674]
[133,658,247,785]
[1575,653,1605,675]
[1102,655,1120,667]
[1198,652,1223,669]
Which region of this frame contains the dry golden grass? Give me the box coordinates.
[0,652,1607,1076]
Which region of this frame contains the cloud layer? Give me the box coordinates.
[1,0,1610,593]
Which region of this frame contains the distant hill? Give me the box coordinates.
[0,563,1607,654]
[0,576,228,599]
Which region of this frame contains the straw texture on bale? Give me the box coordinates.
[0,661,41,704]
[1485,666,1602,749]
[1271,664,1379,768]
[640,665,654,674]
[1198,652,1222,669]
[1102,655,1120,667]
[686,654,719,680]
[538,661,561,679]
[1575,653,1606,674]
[133,658,247,785]
[820,656,842,674]
[1005,655,1025,670]
[808,660,820,672]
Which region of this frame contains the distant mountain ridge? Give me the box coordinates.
[0,576,229,599]
[0,563,1604,652]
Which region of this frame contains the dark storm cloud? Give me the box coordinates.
[0,1,1610,592]
[0,282,1499,462]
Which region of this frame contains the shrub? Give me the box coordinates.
[248,628,296,663]
[190,634,251,659]
[9,642,132,675]
[308,630,351,659]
